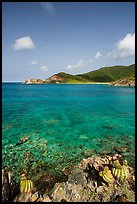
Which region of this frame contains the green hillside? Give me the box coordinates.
[52,64,135,83]
[57,72,88,83]
[76,64,135,82]
[45,64,135,84]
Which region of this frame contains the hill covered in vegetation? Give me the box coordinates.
[24,64,135,84]
[76,64,135,82]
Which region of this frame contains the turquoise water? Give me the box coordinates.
[2,83,135,180]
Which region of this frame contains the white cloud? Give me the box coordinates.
[30,60,38,66]
[66,51,102,70]
[89,51,102,62]
[66,60,87,70]
[108,33,135,59]
[40,65,48,71]
[40,2,56,13]
[94,51,102,59]
[30,62,48,71]
[12,36,35,50]
[66,52,102,70]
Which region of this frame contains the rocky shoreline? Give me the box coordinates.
[23,79,46,84]
[2,154,135,202]
[23,75,62,84]
[110,78,135,87]
[23,77,135,86]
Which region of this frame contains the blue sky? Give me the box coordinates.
[2,2,135,82]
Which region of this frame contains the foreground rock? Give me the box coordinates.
[3,154,135,202]
[49,155,135,202]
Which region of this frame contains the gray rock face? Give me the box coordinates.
[50,182,93,202]
[13,191,52,202]
[49,155,135,202]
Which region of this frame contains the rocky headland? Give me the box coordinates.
[24,75,62,84]
[110,78,135,87]
[24,79,45,84]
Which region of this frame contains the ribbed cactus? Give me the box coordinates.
[20,173,33,193]
[110,159,122,169]
[99,166,114,183]
[111,160,129,182]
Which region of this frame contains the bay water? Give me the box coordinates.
[2,83,135,181]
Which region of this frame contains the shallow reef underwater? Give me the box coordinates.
[2,130,135,193]
[2,132,134,176]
